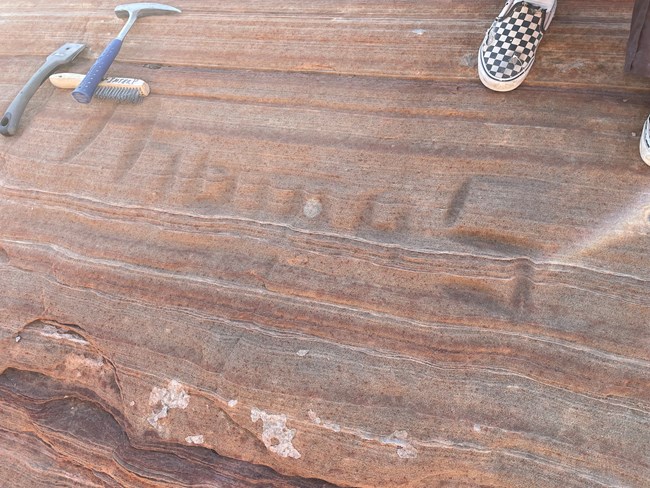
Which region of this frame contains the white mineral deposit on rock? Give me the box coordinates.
[185,435,205,445]
[303,198,322,218]
[251,407,301,459]
[147,380,190,428]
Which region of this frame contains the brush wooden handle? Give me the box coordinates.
[49,73,85,89]
[49,73,150,96]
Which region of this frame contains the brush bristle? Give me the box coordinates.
[95,86,144,103]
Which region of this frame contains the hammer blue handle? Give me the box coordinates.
[72,39,123,104]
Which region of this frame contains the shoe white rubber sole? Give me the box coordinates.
[478,0,556,92]
[640,116,650,166]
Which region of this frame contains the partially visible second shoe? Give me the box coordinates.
[478,0,557,92]
[640,115,650,166]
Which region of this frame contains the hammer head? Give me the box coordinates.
[115,3,181,20]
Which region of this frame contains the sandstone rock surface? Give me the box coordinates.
[1,1,649,486]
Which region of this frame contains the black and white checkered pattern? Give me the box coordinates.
[480,2,546,81]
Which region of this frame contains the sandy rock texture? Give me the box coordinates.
[0,1,649,486]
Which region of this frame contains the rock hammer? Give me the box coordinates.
[72,3,180,104]
[0,43,85,136]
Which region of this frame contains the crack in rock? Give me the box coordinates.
[251,407,301,459]
[39,324,89,345]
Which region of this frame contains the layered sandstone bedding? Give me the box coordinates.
[0,1,649,487]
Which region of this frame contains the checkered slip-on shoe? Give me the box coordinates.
[640,115,650,166]
[478,0,556,92]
